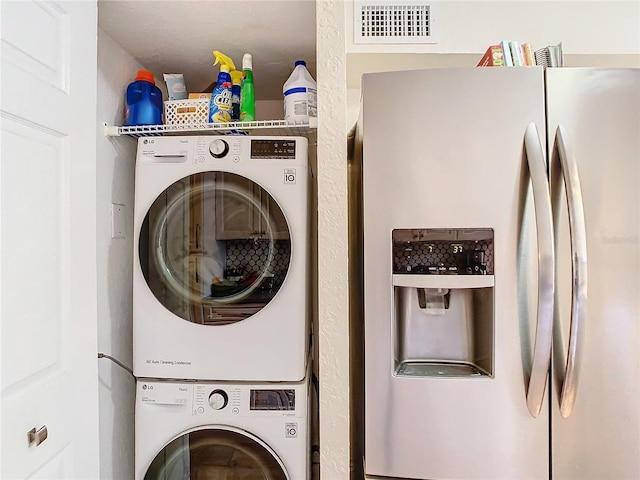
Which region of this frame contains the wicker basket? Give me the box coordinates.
[164,99,209,126]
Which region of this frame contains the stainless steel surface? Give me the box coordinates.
[396,361,489,377]
[394,286,494,377]
[546,68,640,479]
[27,426,48,447]
[550,126,588,419]
[362,67,548,480]
[523,123,556,418]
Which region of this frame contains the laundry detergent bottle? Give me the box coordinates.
[209,51,235,124]
[124,69,163,126]
[230,69,244,121]
[283,60,317,124]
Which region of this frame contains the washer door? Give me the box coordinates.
[139,172,291,325]
[144,427,288,480]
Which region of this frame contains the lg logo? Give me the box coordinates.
[285,422,298,438]
[284,169,296,185]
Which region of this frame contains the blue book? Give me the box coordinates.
[501,40,513,67]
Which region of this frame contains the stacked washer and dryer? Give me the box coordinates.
[133,135,312,479]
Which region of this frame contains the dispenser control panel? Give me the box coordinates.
[392,228,494,275]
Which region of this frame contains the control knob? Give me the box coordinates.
[209,139,229,158]
[208,389,228,410]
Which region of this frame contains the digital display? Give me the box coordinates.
[451,244,464,253]
[249,389,295,411]
[392,228,494,275]
[426,244,464,253]
[250,140,296,159]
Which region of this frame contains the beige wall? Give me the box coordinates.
[316,1,350,478]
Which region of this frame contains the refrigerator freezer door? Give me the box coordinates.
[547,68,640,479]
[362,67,549,480]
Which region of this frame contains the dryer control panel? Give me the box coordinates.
[250,139,297,159]
[136,135,307,166]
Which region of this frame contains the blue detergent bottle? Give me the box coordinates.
[124,69,163,126]
[209,51,235,124]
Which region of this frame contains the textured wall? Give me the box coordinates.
[96,29,140,480]
[345,1,640,55]
[316,1,351,478]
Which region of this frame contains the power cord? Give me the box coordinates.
[311,371,320,461]
[97,352,135,379]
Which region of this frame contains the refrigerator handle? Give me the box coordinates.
[551,125,588,418]
[524,123,555,418]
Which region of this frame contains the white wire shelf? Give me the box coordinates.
[104,118,317,138]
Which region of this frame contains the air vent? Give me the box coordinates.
[354,1,437,44]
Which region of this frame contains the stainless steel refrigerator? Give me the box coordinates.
[360,67,639,479]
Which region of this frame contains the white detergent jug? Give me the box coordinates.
[283,60,317,124]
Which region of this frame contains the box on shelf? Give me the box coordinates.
[164,98,209,126]
[188,93,211,100]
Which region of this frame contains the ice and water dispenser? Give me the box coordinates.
[392,228,495,377]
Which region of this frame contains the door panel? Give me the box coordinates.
[140,172,292,326]
[1,123,65,390]
[144,428,287,480]
[1,1,99,478]
[547,68,640,479]
[362,67,549,479]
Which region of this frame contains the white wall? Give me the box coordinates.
[346,0,640,55]
[256,99,285,120]
[96,29,140,480]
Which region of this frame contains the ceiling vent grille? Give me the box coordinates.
[354,1,436,44]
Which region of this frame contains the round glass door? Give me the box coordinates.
[140,172,291,325]
[144,427,288,480]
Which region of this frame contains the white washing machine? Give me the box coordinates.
[133,135,310,381]
[135,374,310,480]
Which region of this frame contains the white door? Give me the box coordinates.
[1,1,99,478]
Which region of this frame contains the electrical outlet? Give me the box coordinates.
[111,203,126,238]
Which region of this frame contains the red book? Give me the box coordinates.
[477,45,505,67]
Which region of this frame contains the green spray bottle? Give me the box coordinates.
[239,54,255,122]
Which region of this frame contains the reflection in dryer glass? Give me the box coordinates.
[140,172,292,326]
[144,429,287,479]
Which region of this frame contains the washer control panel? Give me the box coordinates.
[137,380,305,420]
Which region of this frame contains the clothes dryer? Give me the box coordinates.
[135,374,310,479]
[133,136,310,381]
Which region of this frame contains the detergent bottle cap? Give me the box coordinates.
[230,70,244,86]
[294,60,306,67]
[242,53,253,71]
[134,69,156,84]
[213,50,236,73]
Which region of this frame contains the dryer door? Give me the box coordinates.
[144,427,288,480]
[139,171,291,325]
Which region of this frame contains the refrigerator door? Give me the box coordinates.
[362,68,549,480]
[546,68,640,479]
